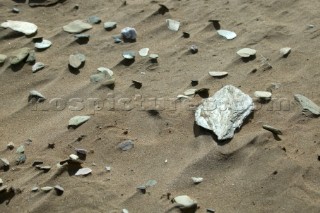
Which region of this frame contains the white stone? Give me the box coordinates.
[35,39,52,50]
[97,67,113,76]
[166,19,180,31]
[41,186,53,192]
[32,62,45,73]
[195,85,254,140]
[174,195,197,208]
[191,177,203,184]
[1,20,38,35]
[75,167,92,176]
[139,48,149,57]
[254,91,272,100]
[217,30,237,40]
[68,116,90,127]
[237,48,256,58]
[184,89,197,96]
[122,51,135,59]
[29,90,46,101]
[69,154,79,161]
[209,71,228,77]
[280,47,291,56]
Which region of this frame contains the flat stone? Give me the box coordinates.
[209,71,228,77]
[74,34,90,39]
[29,90,46,102]
[191,177,203,184]
[32,161,43,167]
[97,67,114,76]
[139,48,149,57]
[166,19,180,31]
[12,7,20,13]
[32,62,45,73]
[63,20,92,34]
[68,116,90,128]
[35,39,52,50]
[41,186,53,192]
[149,54,159,59]
[174,195,197,208]
[0,158,10,166]
[1,20,38,35]
[69,154,79,161]
[39,166,51,171]
[262,125,282,135]
[294,94,320,116]
[90,67,115,85]
[184,89,197,96]
[254,91,272,100]
[195,85,254,140]
[122,51,135,60]
[104,22,117,30]
[31,187,39,192]
[121,27,137,40]
[0,54,7,63]
[217,29,237,40]
[10,47,31,65]
[88,16,101,24]
[280,47,291,57]
[118,140,134,151]
[75,167,92,176]
[237,48,256,58]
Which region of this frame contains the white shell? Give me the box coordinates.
[166,19,180,31]
[208,71,228,77]
[139,48,149,57]
[237,48,256,57]
[1,20,38,35]
[217,30,237,40]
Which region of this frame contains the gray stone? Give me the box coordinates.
[68,116,90,128]
[139,48,149,57]
[88,16,101,24]
[195,85,254,140]
[26,50,36,63]
[121,27,137,40]
[32,62,45,73]
[0,54,7,63]
[54,185,64,195]
[122,209,129,213]
[104,22,117,30]
[254,91,272,100]
[31,186,39,192]
[35,39,52,50]
[10,47,31,65]
[280,47,291,57]
[0,158,10,167]
[69,54,84,69]
[32,161,43,167]
[74,34,90,39]
[12,7,20,13]
[118,140,134,151]
[1,21,37,35]
[16,153,26,165]
[294,94,320,116]
[149,54,159,59]
[262,125,282,135]
[191,177,203,184]
[63,20,92,34]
